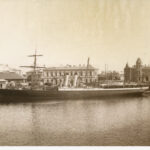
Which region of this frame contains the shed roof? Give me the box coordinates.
[0,72,24,80]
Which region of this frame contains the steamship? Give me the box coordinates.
[0,52,148,102]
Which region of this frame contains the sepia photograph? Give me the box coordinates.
[0,0,150,147]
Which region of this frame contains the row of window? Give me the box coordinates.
[44,78,96,84]
[43,71,96,77]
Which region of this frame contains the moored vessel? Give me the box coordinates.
[0,52,149,102]
[0,86,148,102]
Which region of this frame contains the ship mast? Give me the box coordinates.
[20,50,45,89]
[21,50,44,69]
[86,57,90,84]
[105,64,109,87]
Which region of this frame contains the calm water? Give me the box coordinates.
[0,97,150,146]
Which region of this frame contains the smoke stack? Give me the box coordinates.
[87,57,90,69]
[73,75,78,87]
[64,75,69,87]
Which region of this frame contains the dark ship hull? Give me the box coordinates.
[0,87,148,103]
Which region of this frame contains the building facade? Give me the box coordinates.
[42,64,98,87]
[98,71,121,81]
[124,58,150,84]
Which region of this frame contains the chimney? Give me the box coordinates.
[87,57,90,69]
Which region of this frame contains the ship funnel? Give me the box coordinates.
[73,75,78,87]
[64,74,69,87]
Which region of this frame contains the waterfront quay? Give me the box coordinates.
[0,57,149,89]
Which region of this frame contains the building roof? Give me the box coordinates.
[44,65,97,71]
[125,63,129,68]
[0,72,24,80]
[136,58,142,65]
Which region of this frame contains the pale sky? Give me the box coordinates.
[0,0,150,72]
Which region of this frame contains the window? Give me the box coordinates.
[82,71,85,76]
[44,72,47,77]
[57,72,59,76]
[49,72,51,77]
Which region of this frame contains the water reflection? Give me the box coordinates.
[0,97,150,145]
